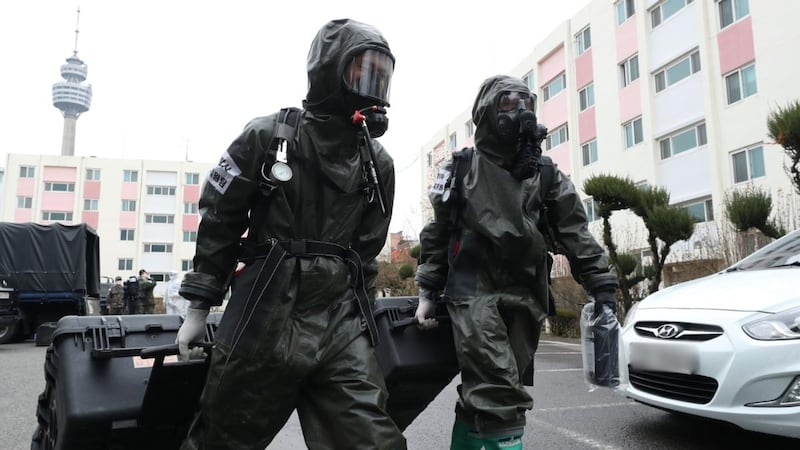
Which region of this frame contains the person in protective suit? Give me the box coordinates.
[133,269,157,314]
[165,270,189,317]
[414,75,619,450]
[175,18,406,450]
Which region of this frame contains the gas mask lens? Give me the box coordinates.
[498,92,534,112]
[343,49,394,106]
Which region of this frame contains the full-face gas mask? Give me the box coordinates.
[343,49,394,138]
[496,91,540,143]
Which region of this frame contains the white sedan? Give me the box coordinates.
[620,229,800,439]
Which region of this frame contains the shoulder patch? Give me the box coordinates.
[208,151,242,194]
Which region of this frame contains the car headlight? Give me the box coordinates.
[742,306,800,340]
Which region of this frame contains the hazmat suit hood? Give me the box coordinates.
[472,75,532,168]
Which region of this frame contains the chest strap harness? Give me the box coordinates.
[232,239,380,350]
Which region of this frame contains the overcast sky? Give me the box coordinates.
[0,0,590,236]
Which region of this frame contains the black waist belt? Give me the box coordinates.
[239,239,379,346]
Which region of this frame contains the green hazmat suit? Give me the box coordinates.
[416,75,618,440]
[179,19,405,450]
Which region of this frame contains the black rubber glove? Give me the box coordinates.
[592,289,617,319]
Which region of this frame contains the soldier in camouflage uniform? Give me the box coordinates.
[106,276,126,315]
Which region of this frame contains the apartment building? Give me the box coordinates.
[420,0,800,262]
[1,154,213,287]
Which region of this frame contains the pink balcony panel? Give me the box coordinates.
[182,214,199,231]
[16,178,35,196]
[183,185,200,203]
[575,49,593,89]
[541,95,568,130]
[578,107,597,143]
[538,46,565,86]
[83,181,101,199]
[121,182,139,200]
[41,192,75,211]
[43,166,77,182]
[14,209,33,223]
[616,16,638,62]
[547,144,572,177]
[718,17,754,75]
[619,79,642,123]
[120,212,137,229]
[82,211,99,230]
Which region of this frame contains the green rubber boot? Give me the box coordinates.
[450,420,484,450]
[483,435,523,450]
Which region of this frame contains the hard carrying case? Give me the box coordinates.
[373,296,459,431]
[31,313,221,450]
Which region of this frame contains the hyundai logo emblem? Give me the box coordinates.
[655,324,681,339]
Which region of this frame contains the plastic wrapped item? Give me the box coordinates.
[580,302,624,390]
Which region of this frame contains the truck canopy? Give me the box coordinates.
[0,223,100,297]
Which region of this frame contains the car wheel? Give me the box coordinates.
[0,318,21,344]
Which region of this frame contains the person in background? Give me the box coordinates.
[165,270,189,317]
[132,269,157,314]
[106,276,126,315]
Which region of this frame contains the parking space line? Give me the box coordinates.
[536,368,583,372]
[540,340,581,348]
[536,402,636,412]
[537,351,581,355]
[527,415,624,450]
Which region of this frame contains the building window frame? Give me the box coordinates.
[659,122,707,159]
[145,214,175,224]
[616,0,636,24]
[583,198,599,222]
[183,202,199,214]
[724,63,757,105]
[464,121,474,139]
[185,172,200,185]
[581,140,598,166]
[623,117,644,149]
[146,185,177,196]
[42,211,73,221]
[448,132,457,151]
[83,199,99,211]
[731,144,765,184]
[144,243,174,253]
[123,169,139,183]
[545,124,569,151]
[579,83,595,111]
[183,231,198,242]
[522,70,535,90]
[718,0,749,30]
[85,168,101,180]
[19,166,35,178]
[575,26,591,55]
[121,199,137,212]
[181,259,194,271]
[620,54,640,87]
[655,50,701,93]
[16,196,33,209]
[651,0,695,29]
[44,182,75,192]
[120,229,135,241]
[118,258,134,271]
[679,197,714,223]
[542,73,566,102]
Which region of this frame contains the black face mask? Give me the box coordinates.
[344,90,389,138]
[497,99,538,143]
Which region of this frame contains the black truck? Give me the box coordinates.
[0,222,101,344]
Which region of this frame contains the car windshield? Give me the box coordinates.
[727,229,800,271]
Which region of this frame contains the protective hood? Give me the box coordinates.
[303,18,394,116]
[472,75,531,167]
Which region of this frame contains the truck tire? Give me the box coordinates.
[31,347,58,450]
[0,318,21,344]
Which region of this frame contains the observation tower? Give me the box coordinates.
[52,9,93,156]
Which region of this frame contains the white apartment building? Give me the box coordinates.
[421,0,800,263]
[2,154,213,291]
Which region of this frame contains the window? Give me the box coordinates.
[144,243,173,253]
[121,200,136,212]
[145,214,175,224]
[427,153,433,168]
[620,54,640,87]
[16,196,32,209]
[182,259,194,271]
[522,71,535,90]
[725,63,757,104]
[183,231,198,242]
[623,117,644,148]
[655,50,700,92]
[542,74,566,101]
[579,83,595,111]
[118,258,134,271]
[185,172,200,185]
[545,125,569,150]
[120,229,135,241]
[616,0,635,24]
[464,121,474,138]
[635,180,650,190]
[680,198,714,223]
[583,198,598,222]
[83,199,99,211]
[19,166,35,178]
[718,0,749,29]
[651,0,695,28]
[576,27,591,55]
[582,140,598,166]
[184,202,199,214]
[731,145,765,183]
[659,123,707,159]
[123,170,138,182]
[86,168,101,180]
[448,133,457,151]
[42,211,73,221]
[44,182,75,192]
[146,185,177,196]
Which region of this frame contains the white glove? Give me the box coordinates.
[176,307,209,361]
[415,287,439,331]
